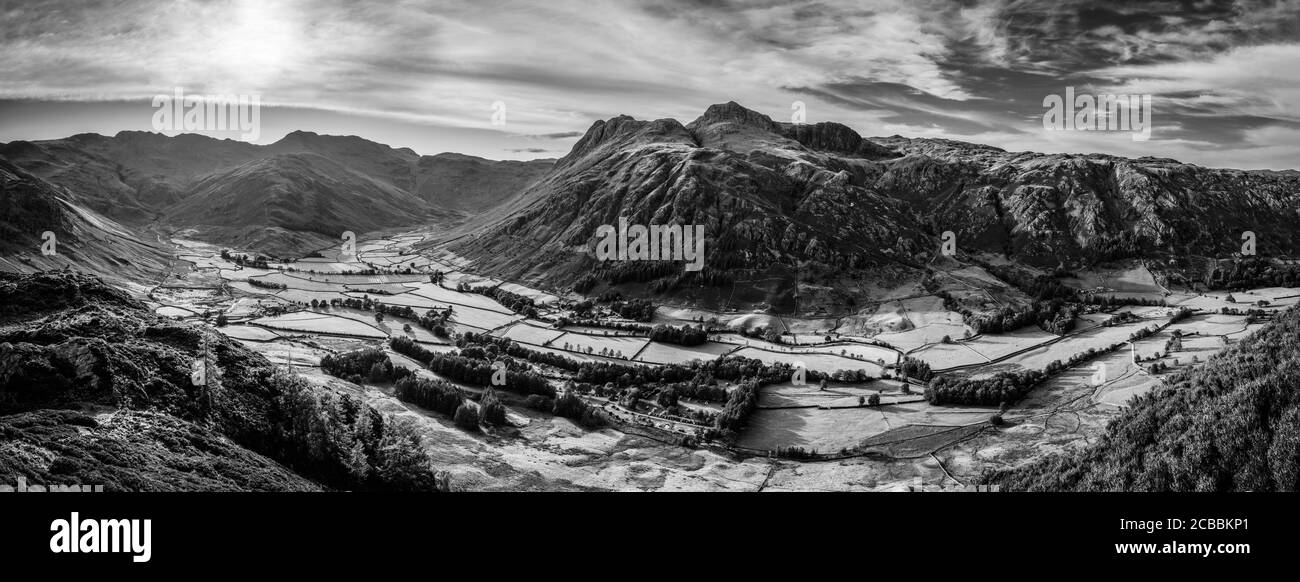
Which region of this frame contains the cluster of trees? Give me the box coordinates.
[1082,294,1166,307]
[555,318,650,335]
[1220,306,1269,318]
[897,356,934,382]
[457,283,537,317]
[970,300,1080,335]
[268,370,442,491]
[393,375,465,417]
[1169,306,1194,324]
[417,308,452,337]
[649,324,708,346]
[739,325,785,344]
[611,298,655,322]
[457,331,582,372]
[246,278,287,290]
[988,305,1300,491]
[552,391,604,428]
[1206,258,1300,290]
[389,375,487,434]
[549,320,710,347]
[575,355,792,389]
[390,336,555,397]
[314,295,427,325]
[714,379,762,433]
[479,388,507,426]
[926,341,1132,406]
[221,250,271,269]
[320,348,408,384]
[979,264,1079,301]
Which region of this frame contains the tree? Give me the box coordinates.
[989,413,1004,426]
[453,403,479,431]
[215,312,228,327]
[375,312,385,324]
[479,389,507,426]
[375,416,441,491]
[867,394,880,406]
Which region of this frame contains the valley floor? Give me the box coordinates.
[141,231,1280,491]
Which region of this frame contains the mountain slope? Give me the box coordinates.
[1,131,552,254]
[444,102,1300,310]
[871,136,1300,264]
[0,132,264,222]
[0,158,170,288]
[413,152,552,213]
[163,152,446,256]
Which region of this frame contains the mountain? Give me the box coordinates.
[445,102,1300,310]
[869,135,1300,264]
[0,132,264,222]
[163,152,446,257]
[1,131,552,255]
[0,158,171,288]
[413,152,553,213]
[0,270,443,491]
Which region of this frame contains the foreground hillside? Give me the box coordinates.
[0,271,444,491]
[989,305,1300,491]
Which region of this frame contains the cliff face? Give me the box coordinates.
[873,136,1300,263]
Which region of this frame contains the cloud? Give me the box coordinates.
[518,131,583,140]
[1,0,1298,168]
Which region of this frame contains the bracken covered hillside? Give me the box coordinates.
[989,304,1300,491]
[0,270,445,491]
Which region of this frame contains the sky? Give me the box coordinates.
[2,0,1299,169]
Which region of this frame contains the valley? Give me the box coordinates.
[140,228,1281,491]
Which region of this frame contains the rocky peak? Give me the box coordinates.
[687,101,781,132]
